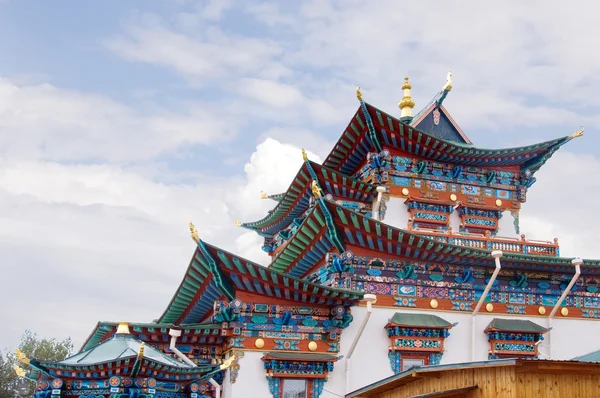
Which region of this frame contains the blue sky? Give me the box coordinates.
[1,0,599,350]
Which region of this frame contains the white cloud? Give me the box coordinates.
[237,78,304,108]
[0,78,237,162]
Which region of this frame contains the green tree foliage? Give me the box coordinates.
[0,330,72,398]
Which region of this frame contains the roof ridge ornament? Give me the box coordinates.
[302,148,308,162]
[442,69,453,92]
[356,86,363,102]
[13,364,26,378]
[137,342,145,359]
[399,76,416,122]
[571,126,584,138]
[234,220,241,227]
[260,191,268,199]
[15,349,30,365]
[189,222,199,243]
[311,180,323,199]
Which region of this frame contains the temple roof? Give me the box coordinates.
[158,239,364,325]
[63,333,191,368]
[81,321,222,352]
[386,313,453,329]
[30,333,218,381]
[273,197,600,278]
[240,160,378,236]
[323,102,577,176]
[484,318,548,333]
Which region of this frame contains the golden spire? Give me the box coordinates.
[234,220,241,227]
[137,342,145,359]
[311,180,323,199]
[13,365,26,378]
[302,148,308,162]
[442,69,453,91]
[116,322,130,334]
[356,87,363,102]
[260,191,268,199]
[189,222,199,243]
[15,349,30,365]
[571,126,584,138]
[398,76,416,119]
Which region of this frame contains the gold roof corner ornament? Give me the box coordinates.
[260,191,268,199]
[356,86,363,102]
[220,354,236,370]
[137,342,145,359]
[442,69,453,92]
[15,349,30,365]
[571,126,584,138]
[398,76,416,118]
[234,220,242,227]
[13,364,26,378]
[311,180,323,199]
[302,148,308,162]
[189,222,199,243]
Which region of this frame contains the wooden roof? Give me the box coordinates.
[323,102,576,176]
[271,197,600,277]
[241,160,377,236]
[157,239,364,325]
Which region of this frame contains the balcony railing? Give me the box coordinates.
[411,228,559,257]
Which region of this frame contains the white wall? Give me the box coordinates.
[332,305,600,395]
[226,351,270,398]
[381,197,409,230]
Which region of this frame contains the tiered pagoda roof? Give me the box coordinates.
[322,101,578,175]
[269,196,600,277]
[157,236,364,325]
[240,159,379,237]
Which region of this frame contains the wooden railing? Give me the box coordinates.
[412,228,559,257]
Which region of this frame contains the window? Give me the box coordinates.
[402,357,426,372]
[281,379,307,398]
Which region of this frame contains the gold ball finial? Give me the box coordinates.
[401,76,412,90]
[356,87,363,102]
[302,148,308,162]
[189,222,200,243]
[234,220,242,227]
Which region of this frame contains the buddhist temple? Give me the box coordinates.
[16,72,600,398]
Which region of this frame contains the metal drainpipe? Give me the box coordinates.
[547,258,582,358]
[372,186,387,221]
[345,294,377,394]
[169,329,222,398]
[471,250,503,361]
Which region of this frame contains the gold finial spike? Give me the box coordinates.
[398,76,416,119]
[356,86,363,102]
[302,148,308,162]
[116,322,130,335]
[260,191,268,199]
[15,349,30,365]
[571,126,584,138]
[13,365,26,378]
[311,180,323,199]
[137,342,145,359]
[189,222,199,243]
[220,354,236,370]
[442,69,453,91]
[234,220,241,227]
